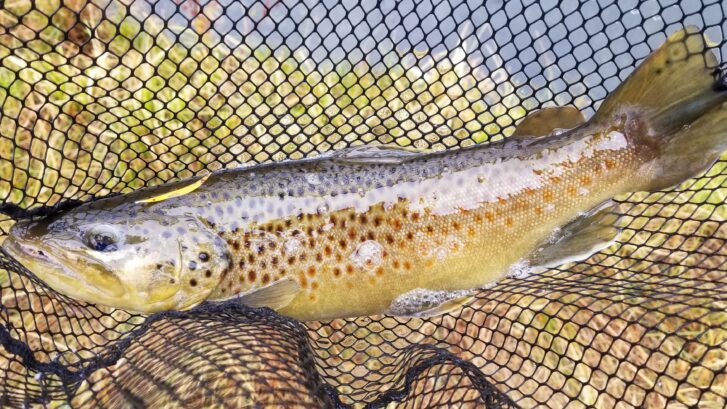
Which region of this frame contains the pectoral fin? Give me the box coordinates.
[528,201,623,270]
[387,288,474,318]
[228,278,301,310]
[512,106,586,138]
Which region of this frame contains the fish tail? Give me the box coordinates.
[593,26,727,190]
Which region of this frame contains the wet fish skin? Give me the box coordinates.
[4,27,727,321]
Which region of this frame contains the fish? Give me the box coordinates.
[3,27,727,321]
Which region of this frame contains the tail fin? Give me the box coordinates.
[593,26,727,190]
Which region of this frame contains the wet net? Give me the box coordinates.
[1,0,726,407]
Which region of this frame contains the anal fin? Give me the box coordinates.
[387,288,474,318]
[528,201,623,270]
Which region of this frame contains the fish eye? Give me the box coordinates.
[84,225,122,252]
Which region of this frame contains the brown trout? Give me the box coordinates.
[3,28,727,321]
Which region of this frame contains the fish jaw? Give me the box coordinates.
[1,236,183,313]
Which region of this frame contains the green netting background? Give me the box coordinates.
[1,0,726,407]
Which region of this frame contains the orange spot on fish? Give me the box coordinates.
[505,217,513,227]
[467,227,476,237]
[299,272,308,288]
[549,176,561,183]
[579,176,592,185]
[484,212,494,222]
[497,197,506,205]
[403,261,412,270]
[543,191,553,202]
[535,206,543,216]
[307,266,316,277]
[605,159,616,169]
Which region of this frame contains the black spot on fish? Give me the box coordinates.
[188,261,197,270]
[189,279,197,287]
[199,252,209,262]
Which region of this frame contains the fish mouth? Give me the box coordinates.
[2,236,126,299]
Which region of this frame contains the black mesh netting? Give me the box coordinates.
[0,0,726,407]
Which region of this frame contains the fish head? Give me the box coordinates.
[2,204,230,313]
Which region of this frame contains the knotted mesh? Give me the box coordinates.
[1,0,726,407]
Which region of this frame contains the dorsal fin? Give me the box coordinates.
[136,174,211,204]
[512,106,586,138]
[332,145,422,164]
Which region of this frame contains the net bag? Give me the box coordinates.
[1,0,726,407]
